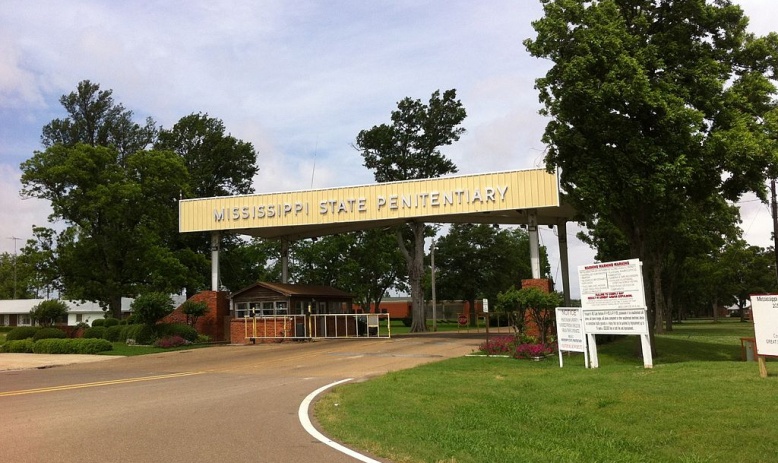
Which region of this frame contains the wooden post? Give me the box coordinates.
[758,356,768,378]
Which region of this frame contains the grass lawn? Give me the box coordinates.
[315,319,775,463]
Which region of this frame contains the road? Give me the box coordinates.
[0,332,484,463]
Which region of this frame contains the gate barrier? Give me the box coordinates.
[243,313,391,341]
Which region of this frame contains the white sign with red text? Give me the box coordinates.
[578,259,645,310]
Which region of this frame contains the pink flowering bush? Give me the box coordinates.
[478,335,556,359]
[514,342,555,359]
[153,335,190,348]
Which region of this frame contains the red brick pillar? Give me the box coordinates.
[521,279,553,338]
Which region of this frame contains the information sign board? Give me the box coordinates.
[555,307,586,352]
[482,298,489,313]
[751,294,778,357]
[578,259,645,310]
[582,308,649,335]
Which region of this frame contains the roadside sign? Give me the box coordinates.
[577,259,653,369]
[751,294,778,357]
[555,307,588,368]
[458,314,468,326]
[482,298,489,313]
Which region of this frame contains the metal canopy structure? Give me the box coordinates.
[178,168,576,302]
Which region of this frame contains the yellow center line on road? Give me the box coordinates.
[0,371,205,397]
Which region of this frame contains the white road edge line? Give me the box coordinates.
[298,378,382,463]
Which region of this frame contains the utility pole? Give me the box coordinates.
[772,178,778,286]
[431,238,437,332]
[8,236,21,299]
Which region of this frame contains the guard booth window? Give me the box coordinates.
[236,301,289,318]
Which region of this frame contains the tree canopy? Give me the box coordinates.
[525,0,778,335]
[434,224,550,325]
[355,89,466,332]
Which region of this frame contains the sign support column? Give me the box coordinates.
[528,209,540,279]
[211,231,220,291]
[557,221,571,306]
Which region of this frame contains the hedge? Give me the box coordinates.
[32,338,113,354]
[1,339,35,353]
[32,327,67,341]
[156,323,198,342]
[6,326,40,341]
[83,326,106,339]
[103,318,120,327]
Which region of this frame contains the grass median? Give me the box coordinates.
[315,319,774,463]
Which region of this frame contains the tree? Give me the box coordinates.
[181,300,209,327]
[41,80,156,162]
[516,287,562,345]
[0,252,36,300]
[29,300,69,327]
[21,143,190,318]
[20,227,63,299]
[434,224,550,326]
[525,1,778,339]
[131,292,174,326]
[291,230,406,313]
[156,113,259,296]
[355,89,467,332]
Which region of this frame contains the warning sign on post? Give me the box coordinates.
[578,259,645,310]
[582,309,649,335]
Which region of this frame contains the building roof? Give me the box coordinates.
[231,282,353,299]
[0,298,133,315]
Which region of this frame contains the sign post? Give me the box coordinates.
[555,307,588,368]
[483,298,490,350]
[750,294,778,378]
[577,259,653,368]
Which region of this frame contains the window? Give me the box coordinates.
[276,301,288,315]
[236,302,249,318]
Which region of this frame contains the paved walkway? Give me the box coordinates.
[0,353,119,371]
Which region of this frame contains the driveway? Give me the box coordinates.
[0,332,485,463]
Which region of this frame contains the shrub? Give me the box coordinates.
[131,292,174,326]
[83,326,106,339]
[156,323,198,342]
[29,299,69,327]
[125,324,156,345]
[181,300,209,327]
[478,335,517,355]
[514,342,556,359]
[92,318,106,327]
[6,326,40,341]
[103,318,120,327]
[103,325,124,342]
[32,327,67,341]
[153,335,189,348]
[33,338,113,354]
[3,339,35,353]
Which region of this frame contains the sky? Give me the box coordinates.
[0,0,775,299]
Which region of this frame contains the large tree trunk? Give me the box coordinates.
[397,222,427,332]
[109,294,122,320]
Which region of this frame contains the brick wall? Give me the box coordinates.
[521,278,553,339]
[161,291,230,341]
[230,317,293,344]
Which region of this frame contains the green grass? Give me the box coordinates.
[316,319,774,463]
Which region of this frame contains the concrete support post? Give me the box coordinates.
[528,209,540,279]
[281,239,290,283]
[211,231,220,291]
[558,221,571,305]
